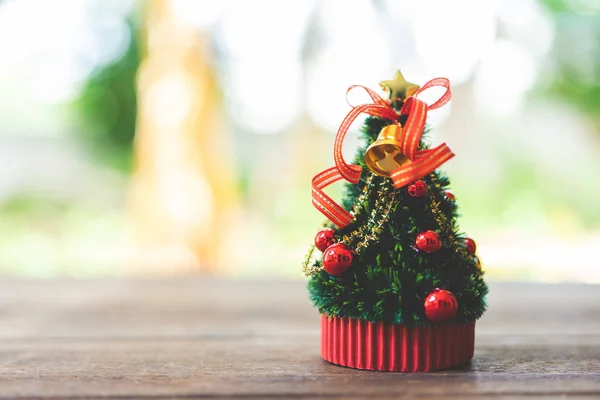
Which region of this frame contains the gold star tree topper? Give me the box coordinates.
[379,70,420,101]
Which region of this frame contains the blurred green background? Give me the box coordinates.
[0,0,598,280]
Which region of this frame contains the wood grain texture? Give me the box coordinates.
[0,279,597,399]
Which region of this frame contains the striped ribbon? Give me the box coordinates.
[312,78,453,228]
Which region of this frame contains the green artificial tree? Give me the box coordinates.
[303,71,488,372]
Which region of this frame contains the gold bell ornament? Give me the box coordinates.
[364,124,410,177]
[364,71,421,177]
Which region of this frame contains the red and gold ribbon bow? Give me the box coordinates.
[312,77,453,228]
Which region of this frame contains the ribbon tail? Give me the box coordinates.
[399,98,428,160]
[312,167,354,228]
[390,144,455,189]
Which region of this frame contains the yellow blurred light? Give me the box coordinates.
[145,70,199,128]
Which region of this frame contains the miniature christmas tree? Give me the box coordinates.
[303,71,488,372]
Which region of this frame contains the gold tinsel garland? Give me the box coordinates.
[428,180,483,273]
[302,173,399,277]
[303,175,483,277]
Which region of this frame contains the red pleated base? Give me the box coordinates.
[321,315,475,372]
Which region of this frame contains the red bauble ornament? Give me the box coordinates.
[464,237,476,254]
[415,230,442,253]
[474,255,482,270]
[445,190,455,201]
[424,289,458,323]
[407,180,427,197]
[315,228,336,252]
[322,243,353,276]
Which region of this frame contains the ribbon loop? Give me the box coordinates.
[412,77,451,111]
[335,86,399,183]
[346,85,392,108]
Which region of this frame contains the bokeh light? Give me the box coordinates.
[0,0,598,281]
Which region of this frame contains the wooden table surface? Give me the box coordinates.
[0,279,598,399]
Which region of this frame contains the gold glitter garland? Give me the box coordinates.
[303,174,376,276]
[302,172,405,277]
[419,174,482,273]
[429,200,454,239]
[301,244,320,277]
[349,173,374,218]
[341,181,398,254]
[429,195,481,272]
[304,171,481,277]
[302,173,399,277]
